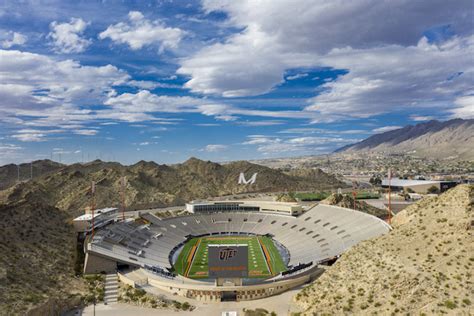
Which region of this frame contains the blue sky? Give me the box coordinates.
[0,0,473,165]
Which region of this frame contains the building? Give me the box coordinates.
[72,207,118,232]
[381,178,457,194]
[185,200,303,216]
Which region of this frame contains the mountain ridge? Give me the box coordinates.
[335,118,474,159]
[0,157,345,215]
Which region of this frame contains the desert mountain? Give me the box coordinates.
[0,159,63,191]
[296,184,473,314]
[0,157,344,314]
[335,119,474,160]
[0,157,344,215]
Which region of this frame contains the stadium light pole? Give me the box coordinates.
[121,176,126,221]
[352,181,357,210]
[388,169,392,225]
[91,181,96,238]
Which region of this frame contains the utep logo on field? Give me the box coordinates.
[238,172,257,185]
[219,247,237,261]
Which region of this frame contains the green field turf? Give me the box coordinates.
[174,235,287,279]
[295,191,380,201]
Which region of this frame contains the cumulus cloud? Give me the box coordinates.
[202,144,227,152]
[242,134,356,155]
[11,128,63,142]
[1,31,27,48]
[306,36,474,120]
[0,49,129,127]
[99,11,184,52]
[450,95,474,119]
[49,18,91,53]
[103,89,318,121]
[372,126,402,133]
[178,0,473,121]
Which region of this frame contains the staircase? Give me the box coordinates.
[104,273,119,305]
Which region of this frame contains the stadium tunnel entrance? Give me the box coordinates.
[221,291,237,302]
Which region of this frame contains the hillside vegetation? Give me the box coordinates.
[0,157,343,314]
[0,158,344,215]
[320,193,387,219]
[0,197,84,315]
[0,160,63,191]
[295,184,473,315]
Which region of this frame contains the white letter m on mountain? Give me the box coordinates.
[238,172,257,185]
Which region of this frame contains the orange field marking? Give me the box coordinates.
[184,238,201,277]
[258,237,274,275]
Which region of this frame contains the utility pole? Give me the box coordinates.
[387,168,392,225]
[121,176,126,221]
[91,181,96,238]
[352,181,357,210]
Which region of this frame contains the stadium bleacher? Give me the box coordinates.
[89,204,391,277]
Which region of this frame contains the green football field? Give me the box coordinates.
[174,235,287,279]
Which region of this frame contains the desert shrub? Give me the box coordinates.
[182,301,190,310]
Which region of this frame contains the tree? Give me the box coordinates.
[369,176,382,186]
[427,186,440,194]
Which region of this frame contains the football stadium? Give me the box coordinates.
[82,201,391,302]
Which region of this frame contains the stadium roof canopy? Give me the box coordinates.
[382,178,440,187]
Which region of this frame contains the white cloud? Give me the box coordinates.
[286,73,308,81]
[202,144,227,152]
[242,134,358,155]
[73,129,98,136]
[372,126,402,133]
[278,128,324,134]
[236,120,284,126]
[0,49,130,128]
[1,31,27,48]
[306,36,474,120]
[178,0,473,122]
[450,95,474,119]
[103,89,317,121]
[128,80,182,90]
[179,0,472,97]
[49,18,91,53]
[11,128,63,142]
[99,11,185,52]
[410,115,435,121]
[0,143,24,165]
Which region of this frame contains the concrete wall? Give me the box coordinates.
[83,252,117,274]
[142,267,322,302]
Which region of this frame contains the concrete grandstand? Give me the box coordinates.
[82,201,390,302]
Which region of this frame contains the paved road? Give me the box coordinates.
[69,284,304,316]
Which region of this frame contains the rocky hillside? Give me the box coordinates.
[320,193,387,219]
[0,157,344,314]
[0,160,63,190]
[0,196,85,315]
[0,157,344,215]
[295,184,473,315]
[336,119,474,160]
